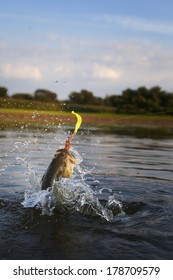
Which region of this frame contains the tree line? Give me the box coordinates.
[0,87,57,102]
[0,85,173,114]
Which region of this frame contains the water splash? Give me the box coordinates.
[52,179,113,221]
[21,145,124,222]
[1,127,123,221]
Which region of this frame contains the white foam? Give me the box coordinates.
[22,147,123,222]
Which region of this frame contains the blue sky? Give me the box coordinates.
[1,0,173,99]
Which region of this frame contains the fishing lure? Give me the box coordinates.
[64,111,82,151]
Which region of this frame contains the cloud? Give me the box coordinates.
[117,16,173,35]
[2,63,42,80]
[1,34,173,97]
[96,15,173,35]
[93,64,122,80]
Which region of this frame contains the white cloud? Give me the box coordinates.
[96,15,173,35]
[2,63,42,80]
[117,16,173,35]
[93,64,122,80]
[1,35,173,98]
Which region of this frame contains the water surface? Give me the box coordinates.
[0,128,173,259]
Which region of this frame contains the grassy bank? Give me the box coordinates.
[1,107,173,138]
[1,107,173,129]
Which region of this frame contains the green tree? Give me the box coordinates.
[34,89,57,102]
[104,95,120,107]
[0,86,8,98]
[122,88,136,102]
[69,89,100,105]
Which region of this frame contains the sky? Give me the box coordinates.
[1,0,173,99]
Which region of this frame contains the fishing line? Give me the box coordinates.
[97,109,173,126]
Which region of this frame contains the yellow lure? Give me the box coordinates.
[72,111,82,133]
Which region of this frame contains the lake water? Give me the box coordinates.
[0,127,173,260]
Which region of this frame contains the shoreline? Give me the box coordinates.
[1,108,173,131]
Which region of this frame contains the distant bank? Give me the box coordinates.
[1,107,173,129]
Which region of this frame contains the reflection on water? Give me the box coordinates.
[0,127,173,259]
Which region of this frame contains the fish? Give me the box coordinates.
[41,111,82,190]
[41,149,76,190]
